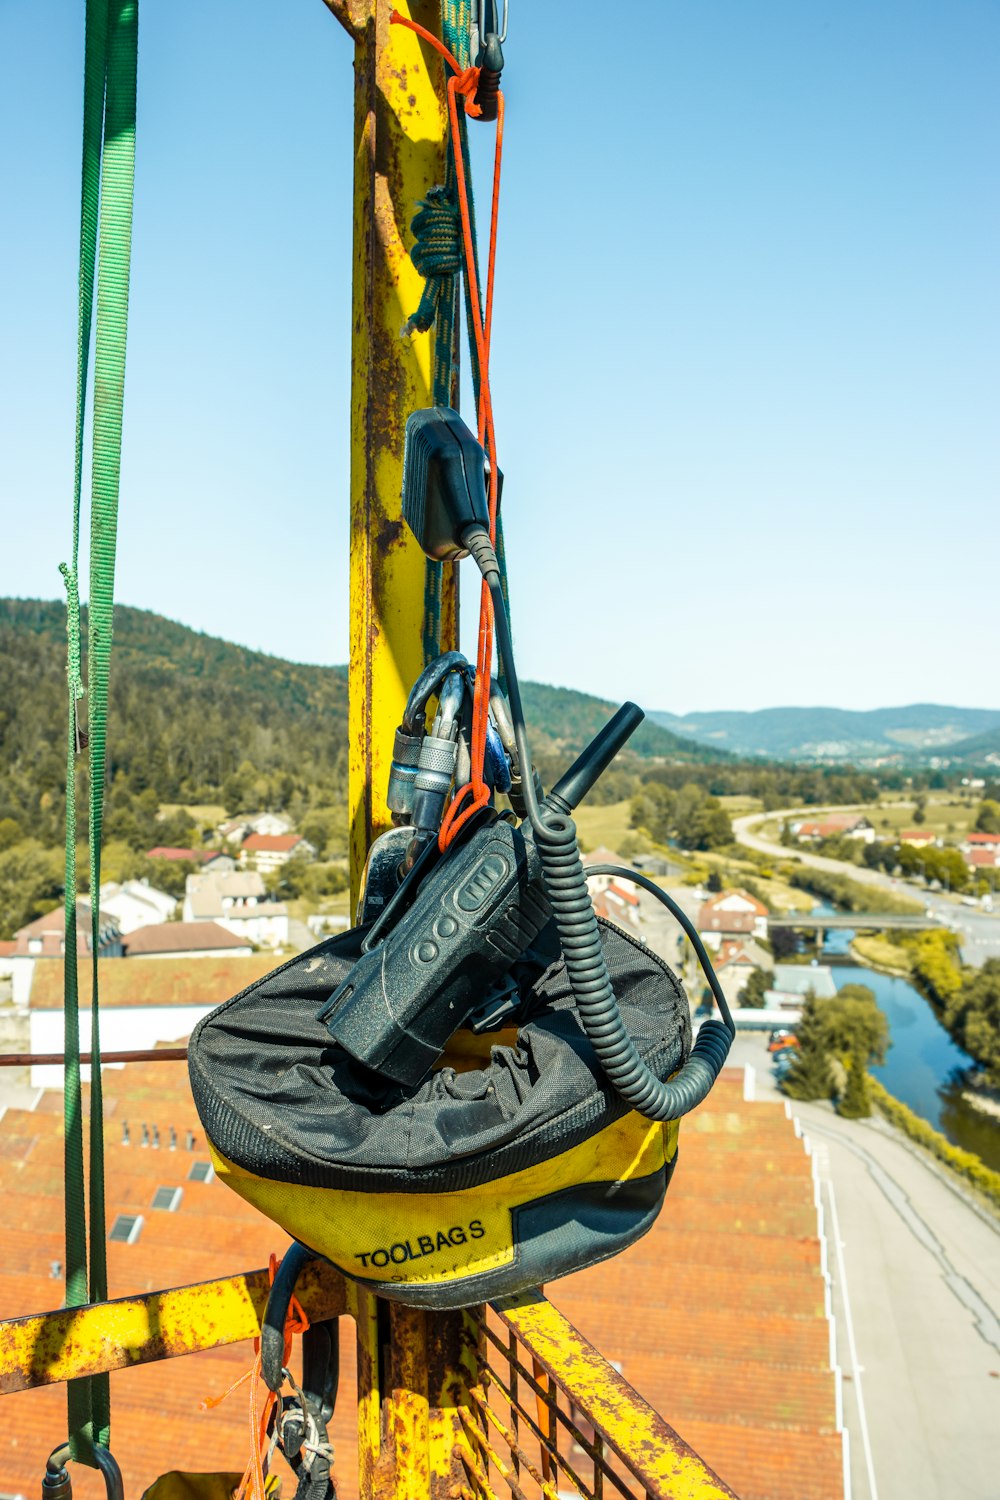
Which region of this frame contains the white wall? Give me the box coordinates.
[29,1004,215,1087]
[10,957,35,1006]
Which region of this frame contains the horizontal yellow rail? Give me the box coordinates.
[492,1291,739,1500]
[0,1259,347,1394]
[0,1271,738,1499]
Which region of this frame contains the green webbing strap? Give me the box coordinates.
[59,0,137,1463]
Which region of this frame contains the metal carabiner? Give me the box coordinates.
[43,1442,125,1500]
[470,0,508,58]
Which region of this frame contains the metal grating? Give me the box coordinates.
[460,1299,739,1500]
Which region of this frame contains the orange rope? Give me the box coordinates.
[202,1252,310,1500]
[390,10,505,851]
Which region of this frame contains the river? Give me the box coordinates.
[811,909,1000,1171]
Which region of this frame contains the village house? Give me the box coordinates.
[765,963,838,1010]
[218,811,295,845]
[9,900,124,1006]
[899,829,938,847]
[26,954,279,1087]
[146,846,237,873]
[183,871,289,948]
[715,939,773,1004]
[239,832,316,874]
[581,847,637,894]
[697,888,769,950]
[792,814,875,845]
[966,847,1000,873]
[962,831,1000,854]
[581,849,641,927]
[123,922,254,960]
[99,879,177,934]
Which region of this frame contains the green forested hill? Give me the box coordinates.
[0,598,704,853]
[0,598,351,850]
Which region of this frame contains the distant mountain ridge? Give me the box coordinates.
[649,704,1000,763]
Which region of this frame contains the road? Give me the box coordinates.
[731,1033,1000,1500]
[733,808,1000,967]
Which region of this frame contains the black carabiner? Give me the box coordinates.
[44,1442,125,1500]
[261,1240,316,1394]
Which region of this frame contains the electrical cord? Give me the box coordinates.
[462,524,734,1121]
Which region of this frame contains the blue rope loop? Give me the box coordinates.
[405,186,462,337]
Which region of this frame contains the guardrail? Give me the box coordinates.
[0,1270,738,1499]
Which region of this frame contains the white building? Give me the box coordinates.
[239,834,316,874]
[218,811,295,845]
[27,953,279,1086]
[99,879,177,934]
[183,870,289,948]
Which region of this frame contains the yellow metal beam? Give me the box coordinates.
[344,0,458,908]
[493,1291,741,1500]
[0,1260,347,1395]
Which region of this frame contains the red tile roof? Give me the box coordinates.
[967,848,999,868]
[147,846,201,861]
[609,881,640,906]
[717,939,755,965]
[966,831,1000,845]
[0,1064,840,1500]
[550,1075,842,1500]
[700,888,768,917]
[241,833,303,853]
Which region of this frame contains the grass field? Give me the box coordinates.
[851,933,913,976]
[158,803,228,826]
[717,795,764,815]
[864,797,979,843]
[573,800,650,854]
[760,794,980,848]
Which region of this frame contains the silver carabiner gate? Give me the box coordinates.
[470,0,508,61]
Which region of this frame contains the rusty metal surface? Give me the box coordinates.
[347,0,457,908]
[0,1259,347,1394]
[0,1047,187,1068]
[490,1293,741,1500]
[319,0,365,37]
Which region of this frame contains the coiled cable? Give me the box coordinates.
[463,523,734,1121]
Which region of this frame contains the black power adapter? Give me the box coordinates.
[401,407,491,561]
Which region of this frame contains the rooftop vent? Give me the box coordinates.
[109,1214,143,1245]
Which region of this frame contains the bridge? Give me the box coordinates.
[767,912,934,932]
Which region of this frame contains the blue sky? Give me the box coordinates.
[1,1,997,714]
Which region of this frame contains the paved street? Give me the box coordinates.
[732,1033,1000,1500]
[733,809,1000,967]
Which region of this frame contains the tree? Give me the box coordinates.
[741,967,770,1008]
[942,959,1000,1088]
[779,985,888,1112]
[838,1056,871,1118]
[975,800,1000,835]
[706,869,723,893]
[0,840,64,940]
